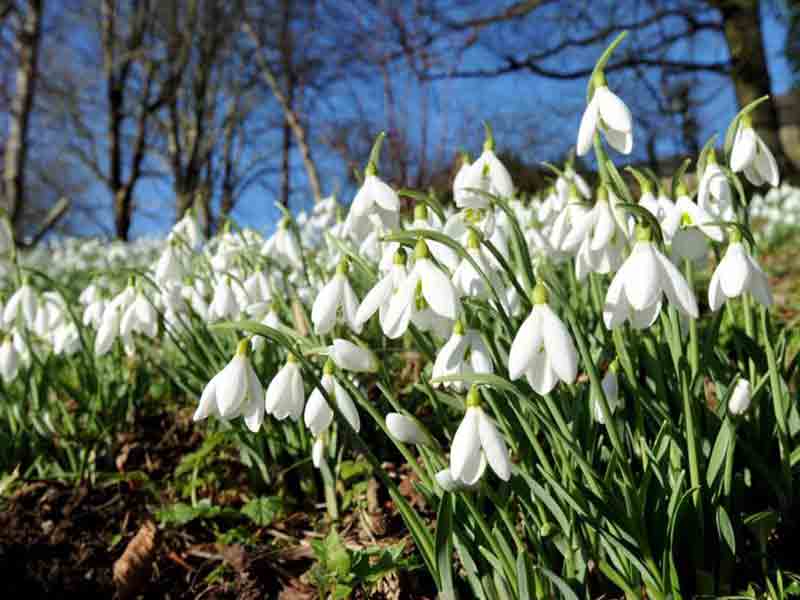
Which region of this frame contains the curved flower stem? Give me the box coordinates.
[684,261,699,378]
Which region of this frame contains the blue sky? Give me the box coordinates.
[120,2,795,239]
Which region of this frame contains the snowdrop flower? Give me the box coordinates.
[311,259,361,335]
[0,335,20,382]
[562,186,627,280]
[261,219,302,269]
[604,225,698,329]
[303,361,360,435]
[730,115,779,187]
[208,277,240,322]
[728,378,751,416]
[154,241,185,285]
[3,282,38,329]
[708,232,772,311]
[577,73,633,156]
[548,185,591,255]
[327,338,377,373]
[432,321,493,392]
[508,284,578,395]
[265,355,305,421]
[451,230,503,300]
[193,339,264,432]
[456,130,514,209]
[663,185,724,262]
[592,362,624,425]
[173,210,204,248]
[450,387,511,484]
[386,413,429,446]
[95,284,136,356]
[698,151,733,221]
[120,292,158,339]
[355,249,408,332]
[555,167,591,204]
[83,297,107,328]
[452,153,473,208]
[351,169,400,219]
[383,240,459,339]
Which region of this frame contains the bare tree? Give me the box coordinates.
[2,0,43,241]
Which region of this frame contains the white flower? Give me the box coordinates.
[328,338,377,373]
[262,220,302,268]
[577,82,633,156]
[120,292,158,339]
[708,238,772,311]
[508,285,578,395]
[209,277,240,321]
[311,261,361,335]
[95,285,136,356]
[451,232,503,300]
[265,357,306,421]
[411,204,459,271]
[604,226,698,329]
[3,283,38,329]
[351,174,400,217]
[354,252,408,331]
[83,297,107,328]
[456,147,513,209]
[450,388,510,483]
[173,211,204,248]
[730,118,779,187]
[193,340,264,432]
[304,366,360,435]
[593,365,624,425]
[0,336,20,382]
[562,186,627,280]
[432,321,493,392]
[728,378,751,416]
[386,412,428,445]
[154,242,185,284]
[663,191,723,263]
[382,240,459,339]
[698,154,733,220]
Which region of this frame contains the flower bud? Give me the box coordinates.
[728,378,751,416]
[328,339,377,373]
[386,413,427,445]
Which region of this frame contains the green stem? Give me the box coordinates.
[684,261,699,378]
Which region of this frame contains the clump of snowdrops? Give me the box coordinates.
[1,32,799,598]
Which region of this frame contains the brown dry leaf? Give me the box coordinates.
[113,520,156,600]
[291,298,309,336]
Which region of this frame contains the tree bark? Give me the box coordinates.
[3,0,43,241]
[279,0,294,208]
[713,0,796,177]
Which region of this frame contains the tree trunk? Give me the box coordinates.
[279,0,294,208]
[714,0,796,177]
[3,0,43,241]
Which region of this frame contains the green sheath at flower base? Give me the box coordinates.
[596,184,609,204]
[453,319,466,336]
[482,121,495,151]
[531,282,549,305]
[336,257,350,275]
[414,239,430,260]
[635,224,653,242]
[236,338,251,357]
[466,229,481,250]
[729,227,743,243]
[414,203,428,221]
[393,247,407,266]
[323,359,335,375]
[675,180,688,198]
[365,132,386,177]
[286,353,298,364]
[609,358,619,374]
[466,385,481,408]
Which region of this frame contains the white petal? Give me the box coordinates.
[708,266,726,312]
[333,379,360,432]
[597,87,633,133]
[355,273,394,326]
[525,351,558,395]
[216,356,248,418]
[730,126,757,173]
[508,310,542,380]
[655,249,698,318]
[311,275,343,335]
[450,408,482,483]
[330,339,376,373]
[604,128,633,154]
[624,243,661,311]
[369,176,400,212]
[419,260,459,320]
[719,243,751,298]
[386,413,426,445]
[478,411,510,481]
[541,305,578,384]
[754,139,779,187]
[576,99,599,156]
[304,387,333,435]
[194,372,221,421]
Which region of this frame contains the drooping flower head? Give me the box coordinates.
[577,71,633,156]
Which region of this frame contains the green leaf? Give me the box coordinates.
[716,505,736,555]
[516,553,531,600]
[587,31,629,102]
[242,496,282,527]
[706,418,732,489]
[671,157,693,200]
[435,494,457,600]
